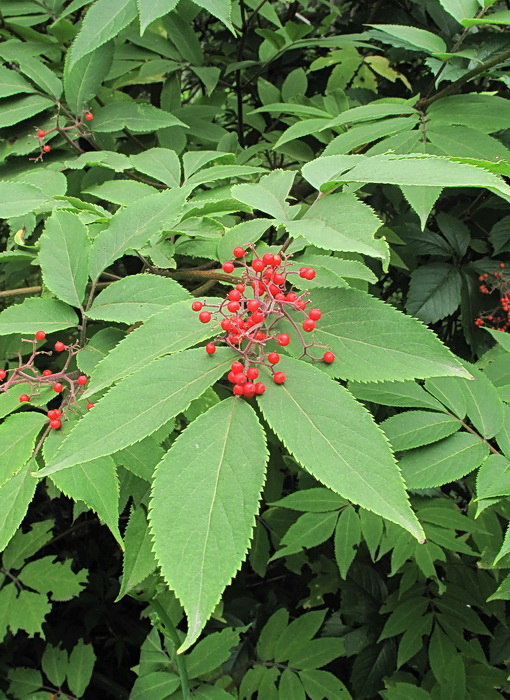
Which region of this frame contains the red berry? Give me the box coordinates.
[269,284,280,296]
[229,334,241,344]
[267,352,280,364]
[53,382,63,393]
[228,371,237,383]
[192,301,203,311]
[54,341,65,352]
[262,253,274,266]
[499,263,505,268]
[221,318,231,331]
[243,383,256,398]
[233,384,244,396]
[234,372,247,384]
[47,409,61,420]
[252,259,265,272]
[295,300,307,310]
[233,247,245,258]
[0,369,6,380]
[304,268,316,280]
[308,308,322,321]
[270,255,282,267]
[255,331,266,341]
[37,129,45,138]
[247,367,259,380]
[87,402,94,410]
[19,394,30,402]
[227,301,240,313]
[303,319,316,332]
[274,293,286,302]
[77,375,87,386]
[222,261,235,273]
[231,361,244,373]
[323,351,335,364]
[273,371,286,384]
[247,300,260,312]
[43,145,51,153]
[273,273,285,285]
[228,289,242,301]
[35,330,46,340]
[277,333,290,346]
[299,267,308,278]
[251,311,264,324]
[236,284,245,293]
[42,369,52,376]
[254,382,266,395]
[50,419,62,430]
[199,311,212,323]
[286,292,297,302]
[205,343,216,355]
[85,112,93,121]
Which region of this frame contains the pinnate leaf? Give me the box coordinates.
[150,397,267,652]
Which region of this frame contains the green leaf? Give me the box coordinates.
[64,150,132,172]
[407,263,462,324]
[274,611,327,663]
[460,362,505,438]
[285,193,387,261]
[38,348,233,475]
[427,94,510,134]
[2,520,53,571]
[232,170,297,220]
[187,165,264,188]
[397,615,433,668]
[349,379,445,410]
[191,0,233,29]
[130,147,181,187]
[88,188,187,280]
[477,454,510,499]
[279,670,306,699]
[76,328,124,376]
[64,41,113,114]
[18,556,88,601]
[424,375,467,419]
[335,506,361,579]
[379,597,429,641]
[67,641,96,697]
[18,57,62,99]
[7,668,43,699]
[41,645,68,687]
[428,623,456,683]
[0,412,46,488]
[92,101,186,132]
[257,357,425,541]
[150,397,267,652]
[83,299,222,397]
[437,0,479,22]
[323,117,417,156]
[288,637,345,670]
[309,288,470,382]
[0,298,78,335]
[130,672,180,700]
[69,0,138,68]
[271,511,338,560]
[400,185,442,230]
[299,670,352,699]
[39,210,90,308]
[368,24,447,54]
[400,433,489,488]
[461,9,510,26]
[380,411,460,451]
[0,94,53,128]
[84,179,157,205]
[217,219,272,262]
[0,181,48,218]
[116,506,156,600]
[270,487,347,512]
[427,125,510,162]
[88,274,190,323]
[186,627,241,678]
[0,65,36,98]
[7,590,51,637]
[115,436,165,481]
[0,462,39,552]
[138,0,179,34]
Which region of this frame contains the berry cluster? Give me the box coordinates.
[192,246,335,396]
[0,332,93,430]
[475,264,510,332]
[34,111,93,160]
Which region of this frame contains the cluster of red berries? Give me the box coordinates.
[1,331,93,430]
[34,111,93,159]
[475,264,510,332]
[192,246,335,396]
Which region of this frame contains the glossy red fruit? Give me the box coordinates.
[304,268,316,280]
[255,331,265,341]
[252,259,265,272]
[236,284,245,293]
[254,382,266,395]
[273,273,285,285]
[53,382,63,393]
[228,289,242,301]
[308,308,322,320]
[286,292,297,302]
[205,343,216,355]
[35,330,46,340]
[43,145,51,153]
[48,409,61,420]
[251,311,264,324]
[87,402,94,410]
[191,301,203,311]
[221,318,231,331]
[277,333,290,346]
[77,375,87,386]
[303,319,316,332]
[222,261,235,273]
[247,299,260,312]
[37,129,46,138]
[234,372,247,385]
[267,352,280,364]
[273,371,286,384]
[274,293,285,302]
[199,311,212,323]
[231,361,244,373]
[233,384,244,396]
[262,253,274,266]
[227,301,240,313]
[299,267,308,278]
[19,394,30,402]
[243,383,256,398]
[50,419,62,429]
[85,112,93,121]
[42,369,52,376]
[323,351,335,364]
[0,369,6,380]
[270,254,282,267]
[229,334,241,344]
[233,247,245,258]
[295,300,307,310]
[228,371,237,383]
[54,341,65,352]
[247,367,259,380]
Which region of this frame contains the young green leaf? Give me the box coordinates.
[18,556,88,601]
[335,506,361,579]
[271,511,339,560]
[380,411,460,451]
[7,590,51,638]
[150,397,268,652]
[257,357,425,542]
[64,41,113,114]
[0,298,78,335]
[116,506,156,600]
[41,646,68,688]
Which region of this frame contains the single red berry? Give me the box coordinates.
[323,351,335,364]
[205,343,216,355]
[50,419,62,430]
[42,369,52,376]
[227,301,240,313]
[37,129,46,138]
[255,331,266,341]
[35,330,46,340]
[254,382,266,395]
[264,268,274,280]
[268,351,280,365]
[269,284,280,296]
[247,367,259,380]
[234,372,247,384]
[222,261,235,273]
[77,375,87,386]
[247,299,260,312]
[274,293,286,302]
[236,284,245,293]
[233,247,245,258]
[199,311,212,323]
[273,273,285,285]
[252,259,265,272]
[228,371,237,383]
[270,254,282,267]
[0,369,6,380]
[308,308,322,321]
[221,318,231,331]
[251,311,264,324]
[304,268,316,280]
[43,145,51,153]
[286,292,297,302]
[243,383,256,398]
[231,361,244,373]
[19,394,30,402]
[277,333,290,346]
[252,280,264,295]
[87,402,94,410]
[228,289,242,301]
[295,299,307,310]
[233,384,244,396]
[54,341,65,352]
[191,301,203,311]
[262,253,275,266]
[499,262,505,268]
[299,267,308,278]
[273,371,286,384]
[53,382,63,393]
[229,334,241,344]
[303,319,316,332]
[85,112,93,121]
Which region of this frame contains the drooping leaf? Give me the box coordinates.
[0,462,39,552]
[150,397,267,651]
[257,357,425,541]
[460,362,505,438]
[380,411,460,451]
[368,24,447,54]
[0,412,46,487]
[130,147,181,187]
[231,170,297,220]
[186,628,241,678]
[437,0,479,22]
[400,185,442,230]
[0,298,78,335]
[64,41,114,114]
[335,506,361,579]
[476,454,510,500]
[37,348,233,475]
[190,0,233,29]
[0,65,36,98]
[116,506,156,600]
[18,57,62,99]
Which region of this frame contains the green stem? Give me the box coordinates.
[151,599,191,699]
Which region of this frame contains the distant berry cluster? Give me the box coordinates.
[475,263,510,332]
[34,111,93,160]
[192,246,335,396]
